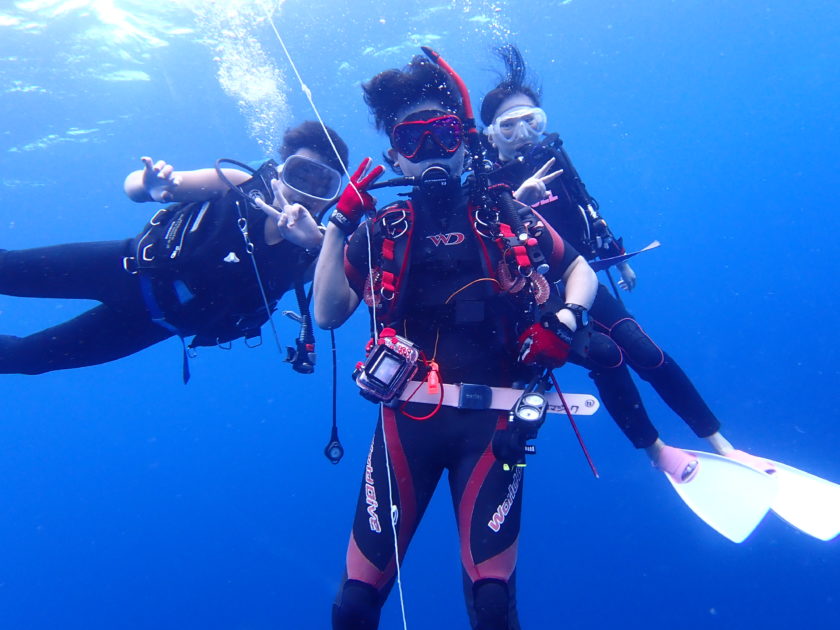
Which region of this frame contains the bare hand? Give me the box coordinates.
[140,156,182,202]
[513,158,563,205]
[617,262,637,291]
[254,181,324,250]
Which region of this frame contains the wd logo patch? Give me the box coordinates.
[426,232,465,247]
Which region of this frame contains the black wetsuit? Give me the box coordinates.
[489,139,720,448]
[0,169,311,375]
[334,187,580,630]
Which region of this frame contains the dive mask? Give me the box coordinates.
[487,106,547,156]
[280,154,343,202]
[391,114,464,162]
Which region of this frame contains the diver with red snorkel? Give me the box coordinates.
[314,49,605,630]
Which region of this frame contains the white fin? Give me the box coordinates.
[663,450,777,543]
[766,460,840,541]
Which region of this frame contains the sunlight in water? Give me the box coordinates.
[1,0,524,151]
[11,0,193,48]
[4,0,289,152]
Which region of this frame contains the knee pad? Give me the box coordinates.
[472,579,510,630]
[586,331,624,369]
[332,579,381,630]
[611,319,664,370]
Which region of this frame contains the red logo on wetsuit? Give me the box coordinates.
[488,467,522,533]
[532,192,559,208]
[426,232,465,247]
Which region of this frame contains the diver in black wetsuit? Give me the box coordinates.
[480,45,770,474]
[0,122,347,378]
[314,54,599,630]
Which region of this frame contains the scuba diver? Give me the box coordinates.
[0,121,347,380]
[314,52,600,630]
[480,45,725,481]
[479,45,840,544]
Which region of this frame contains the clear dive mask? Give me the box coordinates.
[280,154,343,202]
[487,106,548,158]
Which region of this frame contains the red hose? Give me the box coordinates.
[549,371,600,478]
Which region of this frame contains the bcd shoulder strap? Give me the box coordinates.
[377,202,416,323]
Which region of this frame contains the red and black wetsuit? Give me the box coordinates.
[489,140,721,448]
[334,187,578,630]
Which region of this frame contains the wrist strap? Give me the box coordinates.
[540,313,574,343]
[562,303,589,330]
[329,212,356,236]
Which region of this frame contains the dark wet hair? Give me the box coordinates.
[279,121,349,173]
[362,55,465,135]
[480,44,542,126]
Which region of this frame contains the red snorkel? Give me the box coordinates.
[421,46,486,181]
[421,47,533,245]
[422,47,599,478]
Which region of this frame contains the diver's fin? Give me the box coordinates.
[662,450,777,543]
[588,240,660,273]
[764,460,840,541]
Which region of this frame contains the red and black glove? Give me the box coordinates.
[517,317,573,369]
[330,157,386,236]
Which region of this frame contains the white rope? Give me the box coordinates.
[378,404,409,630]
[263,9,407,629]
[263,9,364,204]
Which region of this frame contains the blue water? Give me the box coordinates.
[1,1,838,628]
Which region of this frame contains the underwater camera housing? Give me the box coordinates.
[354,329,421,405]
